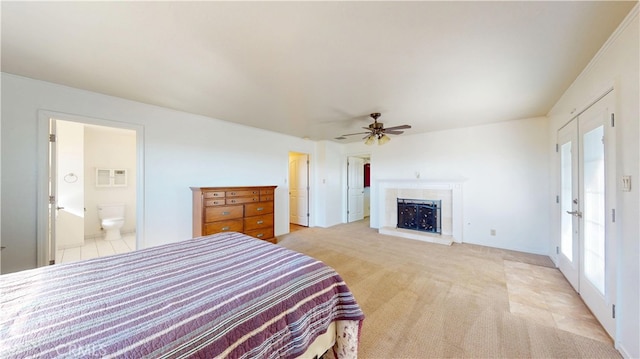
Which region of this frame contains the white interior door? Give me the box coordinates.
[557,91,616,337]
[347,156,364,222]
[289,153,309,226]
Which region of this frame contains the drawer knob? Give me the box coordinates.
[222,226,230,231]
[222,211,230,215]
[257,220,264,224]
[257,233,263,238]
[257,207,264,211]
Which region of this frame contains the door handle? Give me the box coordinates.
[566,210,582,218]
[56,206,65,210]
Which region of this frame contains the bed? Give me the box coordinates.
[0,232,364,358]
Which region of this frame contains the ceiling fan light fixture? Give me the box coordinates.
[364,135,375,145]
[378,134,390,145]
[340,113,410,145]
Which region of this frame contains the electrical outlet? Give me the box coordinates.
[490,229,496,236]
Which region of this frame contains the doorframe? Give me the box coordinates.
[36,110,145,267]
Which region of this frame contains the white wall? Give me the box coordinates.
[0,73,318,273]
[84,125,137,238]
[314,140,345,227]
[547,7,638,358]
[348,116,550,255]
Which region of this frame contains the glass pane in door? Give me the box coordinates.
[582,125,605,294]
[560,142,573,261]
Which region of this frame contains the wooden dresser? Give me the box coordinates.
[191,186,277,243]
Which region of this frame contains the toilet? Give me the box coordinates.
[97,203,125,241]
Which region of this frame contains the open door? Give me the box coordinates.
[53,120,86,264]
[289,152,309,226]
[347,156,364,222]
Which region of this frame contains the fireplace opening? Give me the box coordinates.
[397,198,441,234]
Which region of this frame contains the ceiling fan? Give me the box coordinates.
[341,113,411,145]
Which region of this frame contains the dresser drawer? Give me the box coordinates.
[259,188,274,201]
[203,191,226,199]
[245,202,274,217]
[244,214,274,231]
[226,196,260,205]
[245,227,274,241]
[227,190,260,197]
[260,194,274,201]
[204,219,243,235]
[204,198,226,206]
[204,205,243,222]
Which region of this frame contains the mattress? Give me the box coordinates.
[0,232,364,358]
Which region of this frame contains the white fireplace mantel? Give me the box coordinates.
[376,180,463,245]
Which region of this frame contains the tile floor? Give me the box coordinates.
[56,233,136,264]
[504,260,612,343]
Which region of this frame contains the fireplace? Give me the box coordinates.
[397,198,441,234]
[376,180,463,245]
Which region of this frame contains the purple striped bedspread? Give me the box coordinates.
[0,232,364,358]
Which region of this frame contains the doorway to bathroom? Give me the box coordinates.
[38,113,143,266]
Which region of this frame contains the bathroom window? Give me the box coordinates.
[96,168,127,187]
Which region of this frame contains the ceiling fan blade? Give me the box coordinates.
[384,130,404,135]
[341,131,371,136]
[384,124,412,131]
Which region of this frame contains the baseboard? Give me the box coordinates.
[616,341,633,359]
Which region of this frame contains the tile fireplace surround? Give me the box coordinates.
[377,180,463,245]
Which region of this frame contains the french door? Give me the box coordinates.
[557,90,616,337]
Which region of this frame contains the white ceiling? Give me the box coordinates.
[1,1,635,142]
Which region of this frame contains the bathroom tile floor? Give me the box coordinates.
[56,233,136,264]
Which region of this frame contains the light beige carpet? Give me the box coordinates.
[278,220,620,358]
